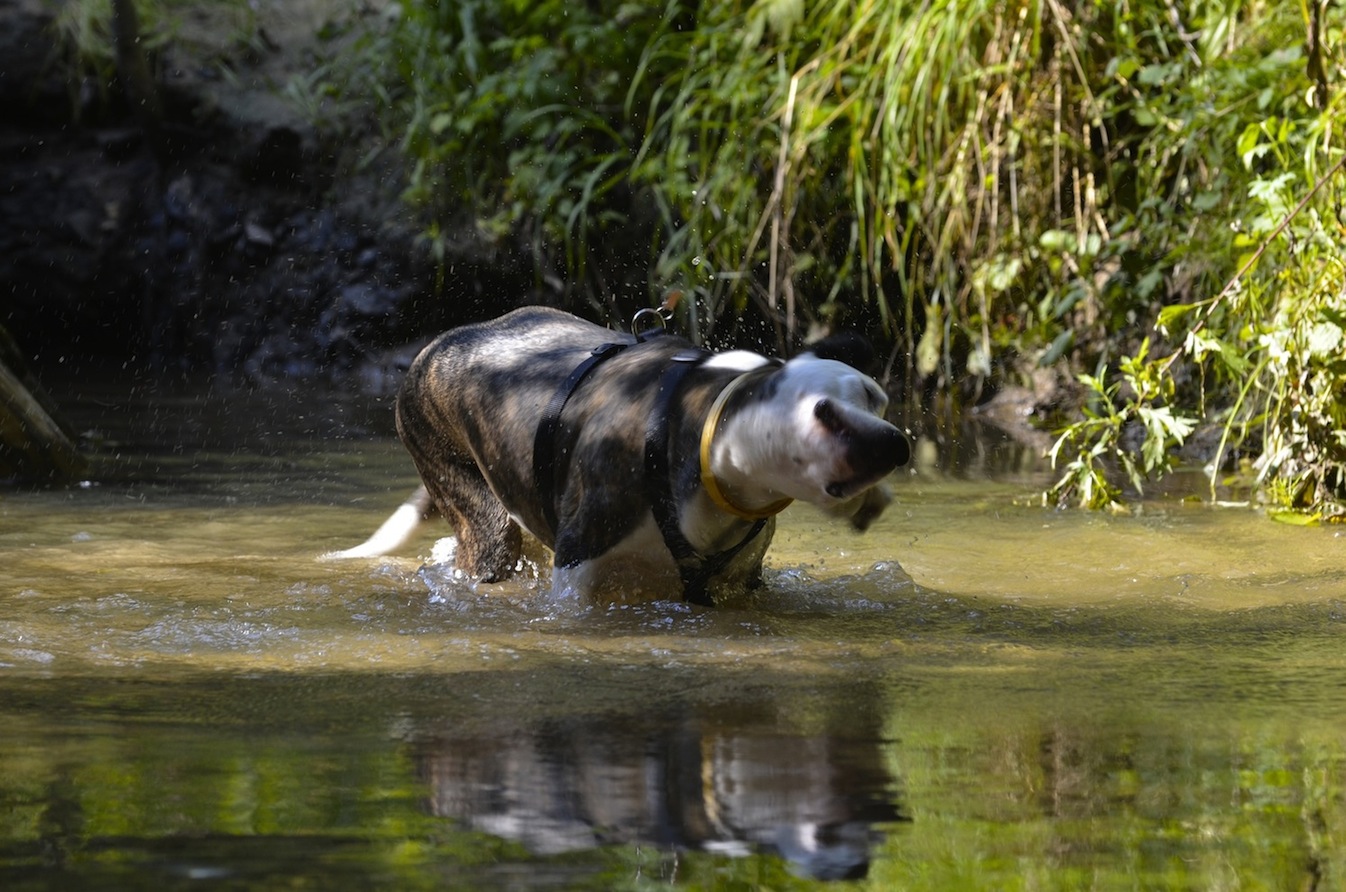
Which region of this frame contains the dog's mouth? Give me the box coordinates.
[826,477,880,500]
[824,454,908,499]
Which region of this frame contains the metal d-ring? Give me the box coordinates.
[631,307,668,339]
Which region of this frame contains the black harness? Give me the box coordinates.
[531,339,634,536]
[531,337,771,606]
[643,350,772,605]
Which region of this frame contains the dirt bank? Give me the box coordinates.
[1,0,530,391]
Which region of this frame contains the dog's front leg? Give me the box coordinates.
[551,513,680,601]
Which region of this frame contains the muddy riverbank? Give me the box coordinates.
[1,0,539,391]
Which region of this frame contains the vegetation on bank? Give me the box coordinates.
[336,0,1343,520]
[52,0,1346,519]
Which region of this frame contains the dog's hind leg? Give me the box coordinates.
[419,462,523,583]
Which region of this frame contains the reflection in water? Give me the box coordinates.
[415,706,906,880]
[4,663,1345,890]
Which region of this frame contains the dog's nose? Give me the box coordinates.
[845,422,911,484]
[865,424,910,475]
[887,425,912,469]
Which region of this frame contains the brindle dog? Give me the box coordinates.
[328,307,910,603]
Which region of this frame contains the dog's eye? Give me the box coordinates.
[814,398,847,435]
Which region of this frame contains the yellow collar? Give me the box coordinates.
[698,373,794,521]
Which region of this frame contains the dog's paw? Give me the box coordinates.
[845,485,892,532]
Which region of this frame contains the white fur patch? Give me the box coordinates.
[703,350,770,373]
[551,516,680,600]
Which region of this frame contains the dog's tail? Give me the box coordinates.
[320,485,432,560]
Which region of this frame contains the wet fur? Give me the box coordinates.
[329,307,910,602]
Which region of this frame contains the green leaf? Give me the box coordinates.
[1137,62,1176,86]
[1268,510,1321,526]
[1136,269,1164,299]
[1039,229,1074,253]
[429,112,454,135]
[1306,321,1343,358]
[1192,191,1221,211]
[915,302,943,378]
[1108,57,1140,81]
[1051,286,1085,320]
[1156,302,1196,335]
[1039,330,1075,367]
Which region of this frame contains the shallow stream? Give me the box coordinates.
[2,377,1345,889]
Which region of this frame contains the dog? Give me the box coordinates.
[327,306,911,604]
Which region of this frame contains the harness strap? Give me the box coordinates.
[644,351,770,606]
[533,340,631,536]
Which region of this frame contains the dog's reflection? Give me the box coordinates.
[415,710,907,880]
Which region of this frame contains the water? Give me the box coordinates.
[2,377,1346,889]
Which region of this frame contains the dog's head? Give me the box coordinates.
[715,342,911,529]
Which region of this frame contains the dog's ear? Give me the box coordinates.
[803,331,878,376]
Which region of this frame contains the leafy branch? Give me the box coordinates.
[1046,339,1196,510]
